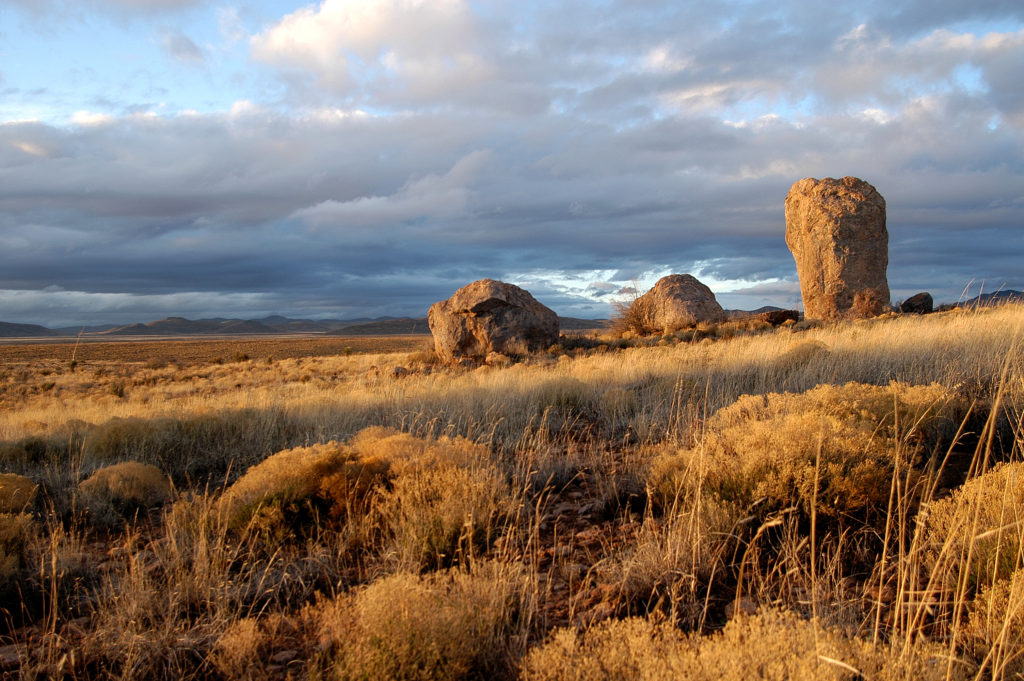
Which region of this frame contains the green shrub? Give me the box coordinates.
[520,609,968,681]
[650,382,967,525]
[78,461,172,526]
[315,565,529,681]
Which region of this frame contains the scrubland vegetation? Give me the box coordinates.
[0,305,1022,679]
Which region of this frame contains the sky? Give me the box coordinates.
[0,0,1022,327]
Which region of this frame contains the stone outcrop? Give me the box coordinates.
[630,274,726,334]
[785,177,890,320]
[428,279,559,360]
[900,292,933,314]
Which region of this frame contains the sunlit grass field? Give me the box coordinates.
[0,305,1021,679]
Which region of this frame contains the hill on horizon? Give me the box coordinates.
[2,291,1020,338]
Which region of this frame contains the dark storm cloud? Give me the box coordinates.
[2,0,1023,326]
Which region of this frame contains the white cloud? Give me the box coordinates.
[72,111,115,126]
[250,0,491,103]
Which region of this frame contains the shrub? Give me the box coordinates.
[379,463,514,570]
[78,461,172,526]
[217,428,507,558]
[0,512,38,603]
[347,427,515,570]
[520,609,968,681]
[0,473,37,513]
[960,570,1024,679]
[211,612,306,680]
[216,440,388,542]
[649,382,967,525]
[922,462,1024,594]
[314,565,530,681]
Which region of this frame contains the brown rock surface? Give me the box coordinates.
[631,274,726,333]
[785,176,890,320]
[428,279,559,360]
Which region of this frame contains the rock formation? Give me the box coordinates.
[900,292,933,314]
[428,279,559,360]
[630,274,726,334]
[785,177,890,320]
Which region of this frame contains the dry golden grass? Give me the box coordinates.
[521,608,966,680]
[0,473,37,513]
[0,304,1021,680]
[313,564,532,681]
[649,381,968,524]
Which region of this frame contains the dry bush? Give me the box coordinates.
[593,495,737,622]
[0,473,37,513]
[82,493,278,679]
[354,427,515,570]
[78,461,171,526]
[216,439,387,542]
[520,608,968,681]
[218,428,513,566]
[611,296,656,337]
[313,564,531,681]
[379,463,514,570]
[650,382,967,525]
[0,512,37,599]
[922,462,1024,594]
[210,612,306,680]
[960,570,1024,679]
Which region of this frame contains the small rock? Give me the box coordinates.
[0,644,24,669]
[757,309,800,326]
[552,502,576,516]
[485,352,513,366]
[270,650,298,664]
[726,597,758,618]
[577,601,615,626]
[900,292,933,314]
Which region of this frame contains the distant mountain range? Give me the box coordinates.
[1,291,1019,339]
[0,314,610,338]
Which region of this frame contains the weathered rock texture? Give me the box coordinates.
[631,274,726,334]
[428,279,559,360]
[785,177,890,320]
[900,292,933,315]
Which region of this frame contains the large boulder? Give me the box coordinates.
[785,177,890,320]
[428,279,559,360]
[630,274,726,334]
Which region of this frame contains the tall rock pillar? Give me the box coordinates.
[785,176,890,320]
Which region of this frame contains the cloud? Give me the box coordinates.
[160,29,205,64]
[294,149,492,229]
[251,0,487,100]
[1,1,1023,325]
